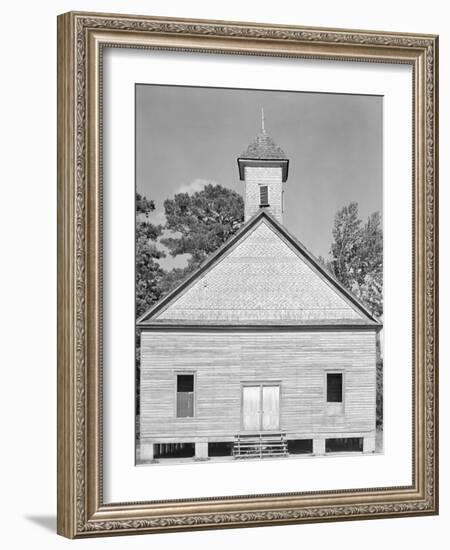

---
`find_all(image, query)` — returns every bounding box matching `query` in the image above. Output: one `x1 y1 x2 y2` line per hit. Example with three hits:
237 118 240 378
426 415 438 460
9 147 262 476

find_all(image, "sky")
136 84 382 269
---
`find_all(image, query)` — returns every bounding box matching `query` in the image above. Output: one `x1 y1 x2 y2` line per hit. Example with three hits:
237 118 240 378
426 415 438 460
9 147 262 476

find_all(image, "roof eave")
237 157 289 182
138 320 382 330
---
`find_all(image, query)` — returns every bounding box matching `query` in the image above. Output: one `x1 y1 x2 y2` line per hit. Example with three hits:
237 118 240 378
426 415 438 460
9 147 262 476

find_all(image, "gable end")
137 211 381 327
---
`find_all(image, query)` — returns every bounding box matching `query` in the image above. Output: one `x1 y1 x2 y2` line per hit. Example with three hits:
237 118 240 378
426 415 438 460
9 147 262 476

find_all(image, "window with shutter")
259 185 269 206
176 374 194 417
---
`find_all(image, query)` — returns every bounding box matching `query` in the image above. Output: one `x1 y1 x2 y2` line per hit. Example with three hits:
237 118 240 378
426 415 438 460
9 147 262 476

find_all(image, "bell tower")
237 109 289 223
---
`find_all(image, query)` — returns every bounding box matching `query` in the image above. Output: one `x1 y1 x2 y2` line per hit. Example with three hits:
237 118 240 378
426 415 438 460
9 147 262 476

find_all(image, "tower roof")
240 109 287 160
237 109 289 181
240 133 287 160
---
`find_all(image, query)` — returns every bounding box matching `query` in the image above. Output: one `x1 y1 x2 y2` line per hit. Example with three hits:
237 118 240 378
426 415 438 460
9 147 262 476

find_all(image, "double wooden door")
242 384 280 431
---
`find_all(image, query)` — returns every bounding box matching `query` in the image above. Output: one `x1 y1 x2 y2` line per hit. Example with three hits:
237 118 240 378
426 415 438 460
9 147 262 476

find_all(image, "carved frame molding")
57 11 438 538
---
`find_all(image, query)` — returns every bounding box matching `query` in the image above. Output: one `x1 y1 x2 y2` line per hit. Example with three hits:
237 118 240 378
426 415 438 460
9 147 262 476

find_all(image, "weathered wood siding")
140 330 377 442
244 166 283 222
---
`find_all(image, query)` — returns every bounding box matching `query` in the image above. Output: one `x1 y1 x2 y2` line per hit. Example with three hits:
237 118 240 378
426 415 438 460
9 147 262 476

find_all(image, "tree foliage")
328 202 383 319
329 202 363 290
162 184 245 270
357 211 383 318
135 193 166 318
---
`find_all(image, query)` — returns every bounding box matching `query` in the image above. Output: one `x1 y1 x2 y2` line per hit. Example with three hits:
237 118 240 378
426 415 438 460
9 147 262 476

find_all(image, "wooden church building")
137 115 381 463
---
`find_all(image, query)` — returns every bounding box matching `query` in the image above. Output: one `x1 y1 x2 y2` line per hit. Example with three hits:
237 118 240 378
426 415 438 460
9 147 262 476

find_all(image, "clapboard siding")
140 330 377 441
244 166 283 222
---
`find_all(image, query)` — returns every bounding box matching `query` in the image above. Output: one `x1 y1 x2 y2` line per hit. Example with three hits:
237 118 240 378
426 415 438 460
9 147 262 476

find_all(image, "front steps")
233 432 288 459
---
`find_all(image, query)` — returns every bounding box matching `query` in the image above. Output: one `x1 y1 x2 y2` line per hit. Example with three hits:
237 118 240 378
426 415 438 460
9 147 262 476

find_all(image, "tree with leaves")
357 211 383 318
329 202 363 292
328 202 383 319
160 184 244 291
135 193 166 318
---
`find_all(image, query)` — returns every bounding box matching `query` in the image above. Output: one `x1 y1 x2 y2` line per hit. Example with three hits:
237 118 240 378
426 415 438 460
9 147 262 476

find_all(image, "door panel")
242 385 280 431
176 392 194 417
242 386 260 431
262 386 280 430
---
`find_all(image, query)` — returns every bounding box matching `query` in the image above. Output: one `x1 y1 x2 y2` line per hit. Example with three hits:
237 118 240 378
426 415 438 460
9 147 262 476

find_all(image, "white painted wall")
244 166 284 222
0 1 447 549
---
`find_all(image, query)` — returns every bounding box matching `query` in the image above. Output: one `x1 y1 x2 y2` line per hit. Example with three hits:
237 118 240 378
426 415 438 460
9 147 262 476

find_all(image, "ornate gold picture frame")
57 11 438 538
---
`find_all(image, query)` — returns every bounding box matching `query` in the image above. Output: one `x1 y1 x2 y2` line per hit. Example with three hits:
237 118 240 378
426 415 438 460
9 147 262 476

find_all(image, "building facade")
137 117 381 462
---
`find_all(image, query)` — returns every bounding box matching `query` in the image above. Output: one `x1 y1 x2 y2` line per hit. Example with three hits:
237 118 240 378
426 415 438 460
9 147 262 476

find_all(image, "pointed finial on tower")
261 107 266 134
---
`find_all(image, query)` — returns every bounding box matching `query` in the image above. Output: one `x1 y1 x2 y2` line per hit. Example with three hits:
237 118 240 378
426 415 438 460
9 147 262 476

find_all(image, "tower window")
259 185 269 206
176 374 194 417
327 373 343 403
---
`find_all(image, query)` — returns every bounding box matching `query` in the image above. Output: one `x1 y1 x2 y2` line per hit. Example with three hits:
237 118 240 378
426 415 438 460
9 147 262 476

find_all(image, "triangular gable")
138 211 380 326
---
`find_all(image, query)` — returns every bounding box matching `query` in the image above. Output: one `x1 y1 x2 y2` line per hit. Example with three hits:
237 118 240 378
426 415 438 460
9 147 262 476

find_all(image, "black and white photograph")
135 84 383 465
2 0 442 544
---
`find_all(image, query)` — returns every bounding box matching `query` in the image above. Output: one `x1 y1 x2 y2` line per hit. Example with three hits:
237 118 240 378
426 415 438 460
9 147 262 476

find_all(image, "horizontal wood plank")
140 330 377 442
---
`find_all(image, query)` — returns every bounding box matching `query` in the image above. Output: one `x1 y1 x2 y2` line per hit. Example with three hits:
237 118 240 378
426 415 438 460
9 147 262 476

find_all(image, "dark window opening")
177 374 194 417
208 442 234 457
177 374 194 392
259 185 269 206
287 439 313 454
326 437 363 453
327 373 343 402
154 443 195 459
